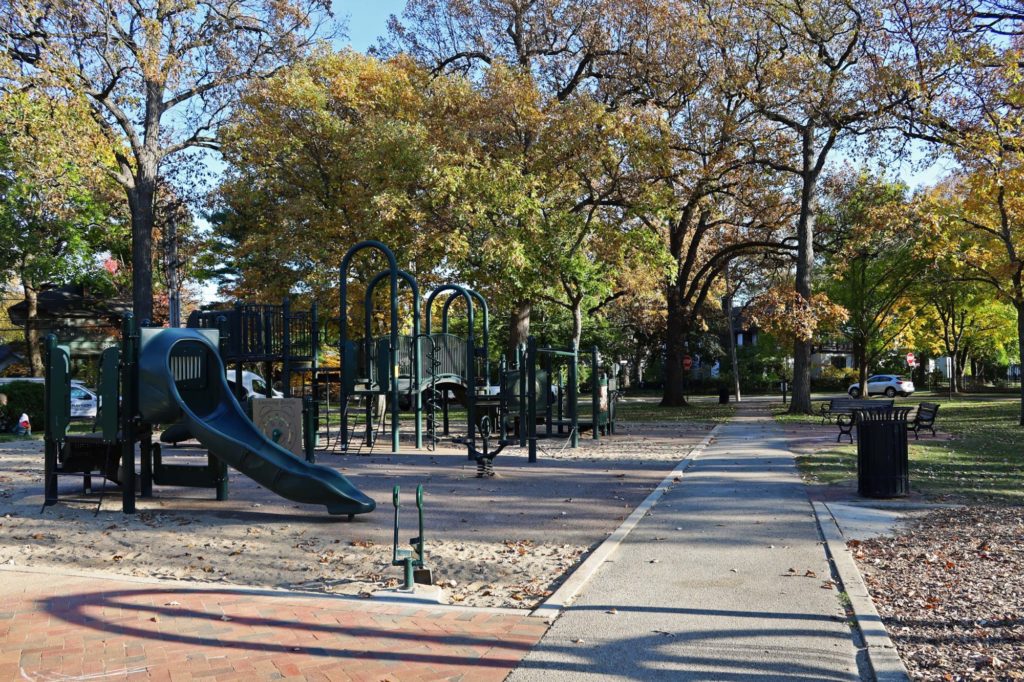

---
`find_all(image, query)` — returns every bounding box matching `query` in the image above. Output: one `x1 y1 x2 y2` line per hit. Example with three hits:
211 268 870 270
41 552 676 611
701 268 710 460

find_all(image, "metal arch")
364 269 421 344
365 268 422 449
438 288 490 383
423 282 475 333
424 285 477 460
339 241 402 453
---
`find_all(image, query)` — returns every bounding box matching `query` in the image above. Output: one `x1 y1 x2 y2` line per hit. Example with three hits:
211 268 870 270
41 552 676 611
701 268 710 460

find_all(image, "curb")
812 501 910 682
530 423 723 620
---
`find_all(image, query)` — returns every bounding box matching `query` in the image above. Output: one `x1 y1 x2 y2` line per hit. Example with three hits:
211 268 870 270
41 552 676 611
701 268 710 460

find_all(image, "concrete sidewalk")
512 404 864 681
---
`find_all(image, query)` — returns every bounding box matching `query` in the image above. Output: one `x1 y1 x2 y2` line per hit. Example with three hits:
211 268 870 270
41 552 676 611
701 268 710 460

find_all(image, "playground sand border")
813 501 911 682
529 423 723 621
0 562 528 616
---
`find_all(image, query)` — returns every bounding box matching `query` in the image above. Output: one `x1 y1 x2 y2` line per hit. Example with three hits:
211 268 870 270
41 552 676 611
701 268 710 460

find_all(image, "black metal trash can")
855 407 912 498
718 387 730 404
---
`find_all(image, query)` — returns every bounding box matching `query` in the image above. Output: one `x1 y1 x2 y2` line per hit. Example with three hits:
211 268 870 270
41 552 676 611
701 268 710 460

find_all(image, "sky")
336 1 406 52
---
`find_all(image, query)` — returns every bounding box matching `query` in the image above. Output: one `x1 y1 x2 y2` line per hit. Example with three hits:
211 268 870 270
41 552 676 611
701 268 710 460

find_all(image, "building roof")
7 285 131 327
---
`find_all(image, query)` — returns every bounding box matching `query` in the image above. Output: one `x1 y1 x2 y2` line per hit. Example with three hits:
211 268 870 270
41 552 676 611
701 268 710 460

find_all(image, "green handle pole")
569 346 579 449
528 336 537 463
592 346 600 441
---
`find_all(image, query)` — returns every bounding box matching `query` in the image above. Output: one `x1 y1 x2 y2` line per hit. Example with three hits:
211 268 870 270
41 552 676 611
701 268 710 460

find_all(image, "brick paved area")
0 568 548 681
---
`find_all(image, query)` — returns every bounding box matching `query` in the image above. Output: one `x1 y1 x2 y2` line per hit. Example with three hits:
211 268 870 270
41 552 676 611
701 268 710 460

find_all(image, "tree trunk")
571 302 583 352
723 268 741 402
857 344 868 397
662 279 688 406
24 284 42 377
127 172 157 324
507 300 531 357
790 146 818 413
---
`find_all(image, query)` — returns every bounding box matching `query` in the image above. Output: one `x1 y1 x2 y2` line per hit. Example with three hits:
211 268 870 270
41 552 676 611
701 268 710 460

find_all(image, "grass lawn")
616 398 735 424
790 396 1024 503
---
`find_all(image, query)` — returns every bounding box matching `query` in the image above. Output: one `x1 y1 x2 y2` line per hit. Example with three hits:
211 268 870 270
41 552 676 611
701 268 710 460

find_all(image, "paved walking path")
0 569 545 681
511 404 863 681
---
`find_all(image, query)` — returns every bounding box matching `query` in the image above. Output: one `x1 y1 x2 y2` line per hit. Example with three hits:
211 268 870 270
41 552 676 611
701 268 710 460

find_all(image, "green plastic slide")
138 328 375 516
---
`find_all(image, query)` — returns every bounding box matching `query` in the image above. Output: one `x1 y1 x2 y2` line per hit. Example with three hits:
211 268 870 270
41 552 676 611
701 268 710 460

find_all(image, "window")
251 379 267 394
71 388 90 400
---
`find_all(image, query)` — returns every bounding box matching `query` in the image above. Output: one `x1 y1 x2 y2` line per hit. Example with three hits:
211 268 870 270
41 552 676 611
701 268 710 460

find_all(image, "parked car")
847 375 915 398
0 378 98 419
69 383 99 418
225 370 283 400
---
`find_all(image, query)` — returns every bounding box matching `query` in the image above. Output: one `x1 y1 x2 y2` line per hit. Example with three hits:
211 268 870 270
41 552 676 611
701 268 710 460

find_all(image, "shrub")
0 381 45 432
813 366 859 391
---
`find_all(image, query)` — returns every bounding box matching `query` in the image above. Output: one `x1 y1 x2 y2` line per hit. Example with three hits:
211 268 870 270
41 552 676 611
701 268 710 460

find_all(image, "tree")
707 0 909 413
920 276 1016 392
379 0 647 349
1 0 331 322
819 171 927 395
0 90 125 374
214 52 469 312
448 62 668 351
894 0 1024 420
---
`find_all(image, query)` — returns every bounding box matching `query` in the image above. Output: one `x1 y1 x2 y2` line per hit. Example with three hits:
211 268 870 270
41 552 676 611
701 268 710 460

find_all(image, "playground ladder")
341 393 386 456
421 336 442 452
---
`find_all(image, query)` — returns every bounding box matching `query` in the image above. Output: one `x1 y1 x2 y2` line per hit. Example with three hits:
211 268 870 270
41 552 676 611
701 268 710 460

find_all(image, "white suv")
848 375 915 398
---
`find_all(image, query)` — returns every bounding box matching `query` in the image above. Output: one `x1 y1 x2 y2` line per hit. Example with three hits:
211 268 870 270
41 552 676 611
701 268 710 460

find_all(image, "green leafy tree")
0 90 125 374
819 172 928 396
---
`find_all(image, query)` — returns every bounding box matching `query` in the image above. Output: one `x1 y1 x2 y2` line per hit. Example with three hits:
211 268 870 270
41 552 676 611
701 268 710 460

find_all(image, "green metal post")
282 297 292 398
303 395 316 463
527 336 538 463
557 366 565 435
311 302 320 451
120 314 138 514
569 346 579 448
213 450 228 501
517 344 527 447
43 335 69 506
544 352 553 436
592 346 600 441
234 302 244 402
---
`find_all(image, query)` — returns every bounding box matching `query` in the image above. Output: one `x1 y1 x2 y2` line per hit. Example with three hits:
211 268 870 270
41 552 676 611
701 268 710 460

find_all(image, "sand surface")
0 421 710 608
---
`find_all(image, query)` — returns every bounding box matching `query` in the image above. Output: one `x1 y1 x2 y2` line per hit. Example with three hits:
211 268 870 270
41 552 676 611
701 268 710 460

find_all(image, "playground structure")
331 241 506 468
185 298 320 461
503 338 620 462
40 239 621 515
42 315 375 517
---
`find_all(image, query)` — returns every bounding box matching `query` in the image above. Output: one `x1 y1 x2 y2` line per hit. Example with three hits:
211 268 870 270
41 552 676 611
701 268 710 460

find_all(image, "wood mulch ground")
853 506 1024 681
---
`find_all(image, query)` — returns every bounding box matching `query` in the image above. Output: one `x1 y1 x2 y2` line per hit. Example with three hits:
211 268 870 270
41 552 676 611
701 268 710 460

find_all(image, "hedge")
0 381 45 432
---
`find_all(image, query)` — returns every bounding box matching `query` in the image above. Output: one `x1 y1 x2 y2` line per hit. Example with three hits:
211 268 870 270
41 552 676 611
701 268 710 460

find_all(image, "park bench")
820 398 895 443
909 402 940 439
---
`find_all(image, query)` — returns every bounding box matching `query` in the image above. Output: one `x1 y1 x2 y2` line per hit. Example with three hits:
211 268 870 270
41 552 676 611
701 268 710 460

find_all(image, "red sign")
906 352 916 366
683 355 693 370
